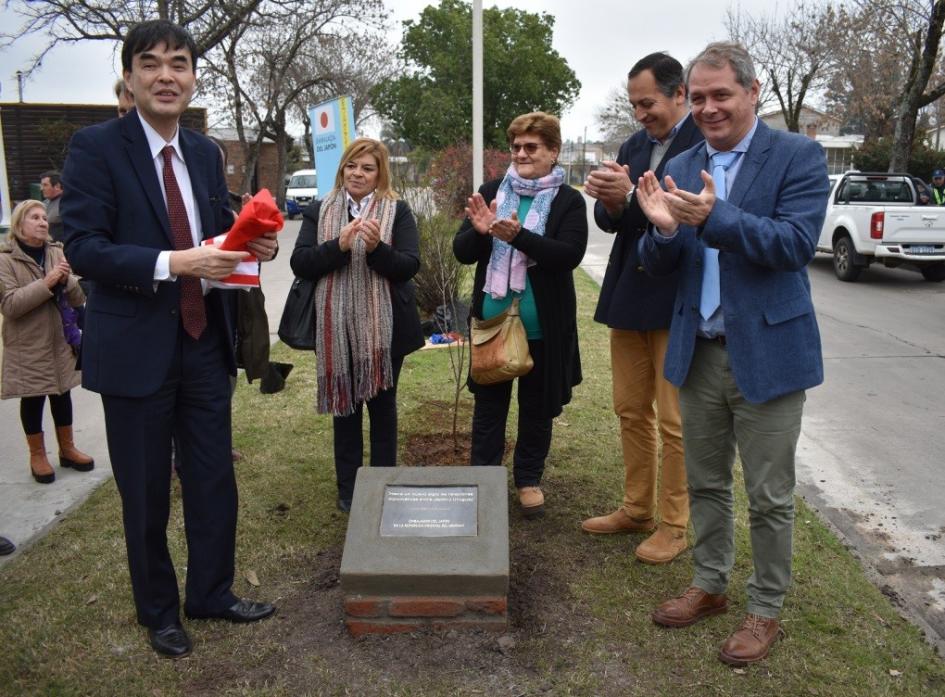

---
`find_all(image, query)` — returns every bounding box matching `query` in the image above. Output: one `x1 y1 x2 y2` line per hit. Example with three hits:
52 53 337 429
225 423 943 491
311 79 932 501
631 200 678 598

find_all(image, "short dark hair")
121 19 198 72
41 171 61 187
628 52 685 98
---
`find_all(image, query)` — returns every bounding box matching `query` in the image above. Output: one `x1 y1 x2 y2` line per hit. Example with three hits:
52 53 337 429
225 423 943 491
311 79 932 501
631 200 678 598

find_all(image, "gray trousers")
680 339 805 618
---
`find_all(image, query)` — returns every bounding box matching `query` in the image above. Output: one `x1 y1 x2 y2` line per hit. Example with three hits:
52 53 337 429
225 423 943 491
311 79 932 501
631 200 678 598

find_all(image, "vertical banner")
310 96 356 197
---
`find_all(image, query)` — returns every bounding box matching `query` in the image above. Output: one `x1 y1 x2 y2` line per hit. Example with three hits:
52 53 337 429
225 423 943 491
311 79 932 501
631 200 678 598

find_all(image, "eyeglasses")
509 142 542 155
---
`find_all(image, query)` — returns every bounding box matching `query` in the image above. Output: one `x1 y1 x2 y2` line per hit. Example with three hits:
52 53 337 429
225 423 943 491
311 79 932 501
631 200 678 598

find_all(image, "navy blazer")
594 114 703 330
61 109 236 398
641 121 830 403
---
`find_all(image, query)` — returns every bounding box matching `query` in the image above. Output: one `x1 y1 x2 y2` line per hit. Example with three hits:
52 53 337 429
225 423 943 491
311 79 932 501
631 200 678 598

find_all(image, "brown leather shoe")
518 486 545 519
652 586 728 628
719 614 784 666
635 524 688 564
581 508 655 534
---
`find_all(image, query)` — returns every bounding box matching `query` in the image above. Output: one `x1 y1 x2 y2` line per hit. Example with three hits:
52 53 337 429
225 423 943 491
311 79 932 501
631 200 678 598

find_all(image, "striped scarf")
314 189 396 415
483 164 564 299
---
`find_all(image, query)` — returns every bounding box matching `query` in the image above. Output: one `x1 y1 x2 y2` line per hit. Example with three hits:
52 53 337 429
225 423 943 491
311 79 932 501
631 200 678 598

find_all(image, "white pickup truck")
817 171 945 282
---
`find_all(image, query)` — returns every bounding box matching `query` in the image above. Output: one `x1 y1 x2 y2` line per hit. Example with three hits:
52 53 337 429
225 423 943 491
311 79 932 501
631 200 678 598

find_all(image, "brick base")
344 595 507 636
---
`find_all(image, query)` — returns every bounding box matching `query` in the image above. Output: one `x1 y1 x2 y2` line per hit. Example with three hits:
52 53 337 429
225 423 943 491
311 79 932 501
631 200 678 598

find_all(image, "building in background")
760 106 863 174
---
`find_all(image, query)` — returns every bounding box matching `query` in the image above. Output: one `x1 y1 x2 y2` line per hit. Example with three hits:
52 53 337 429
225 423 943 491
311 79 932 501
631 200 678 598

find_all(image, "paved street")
580 193 945 647
2 197 943 649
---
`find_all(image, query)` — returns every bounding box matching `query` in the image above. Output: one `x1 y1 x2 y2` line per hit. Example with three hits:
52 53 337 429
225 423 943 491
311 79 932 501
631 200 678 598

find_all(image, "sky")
0 0 773 142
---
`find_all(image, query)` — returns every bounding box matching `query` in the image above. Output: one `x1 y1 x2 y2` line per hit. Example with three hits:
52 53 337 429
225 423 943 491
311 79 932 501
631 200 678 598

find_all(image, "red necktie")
161 146 207 340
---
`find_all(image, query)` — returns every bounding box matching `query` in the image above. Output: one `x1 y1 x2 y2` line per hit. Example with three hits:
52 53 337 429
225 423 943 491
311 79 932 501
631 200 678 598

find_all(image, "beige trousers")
610 328 688 530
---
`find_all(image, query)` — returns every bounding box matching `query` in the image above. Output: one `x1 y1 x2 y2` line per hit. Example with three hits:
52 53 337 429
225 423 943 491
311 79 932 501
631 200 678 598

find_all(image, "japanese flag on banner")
201 234 259 289
313 105 334 134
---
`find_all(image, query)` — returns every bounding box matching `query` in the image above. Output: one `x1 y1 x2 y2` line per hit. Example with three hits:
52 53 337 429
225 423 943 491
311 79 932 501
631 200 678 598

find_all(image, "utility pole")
472 1 483 191
16 71 24 103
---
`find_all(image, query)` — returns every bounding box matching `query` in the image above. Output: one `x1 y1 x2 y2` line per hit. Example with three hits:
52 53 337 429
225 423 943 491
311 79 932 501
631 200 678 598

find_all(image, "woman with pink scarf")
454 112 588 519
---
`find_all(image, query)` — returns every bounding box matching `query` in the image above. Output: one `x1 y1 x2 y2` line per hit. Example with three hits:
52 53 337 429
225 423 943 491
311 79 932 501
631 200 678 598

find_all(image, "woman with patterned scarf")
0 200 94 485
290 138 423 513
454 112 588 519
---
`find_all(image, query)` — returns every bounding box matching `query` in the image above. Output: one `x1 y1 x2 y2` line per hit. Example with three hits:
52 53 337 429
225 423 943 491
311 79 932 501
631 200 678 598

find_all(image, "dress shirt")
138 112 202 283
647 113 689 172
645 117 760 337
346 190 375 219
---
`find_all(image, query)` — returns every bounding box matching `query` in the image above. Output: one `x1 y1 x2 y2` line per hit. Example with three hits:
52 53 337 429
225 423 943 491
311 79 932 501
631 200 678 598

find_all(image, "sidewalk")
0 221 304 566
0 203 610 567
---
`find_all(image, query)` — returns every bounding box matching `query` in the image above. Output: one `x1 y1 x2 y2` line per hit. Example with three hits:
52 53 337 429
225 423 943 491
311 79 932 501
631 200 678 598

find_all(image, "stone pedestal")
340 466 509 636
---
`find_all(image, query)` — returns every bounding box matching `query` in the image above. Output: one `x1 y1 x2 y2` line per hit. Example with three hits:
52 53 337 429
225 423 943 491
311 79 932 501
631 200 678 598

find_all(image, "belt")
697 334 727 348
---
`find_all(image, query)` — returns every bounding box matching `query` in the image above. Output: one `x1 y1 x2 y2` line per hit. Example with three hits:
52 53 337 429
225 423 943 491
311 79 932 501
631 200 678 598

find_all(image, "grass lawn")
0 270 942 696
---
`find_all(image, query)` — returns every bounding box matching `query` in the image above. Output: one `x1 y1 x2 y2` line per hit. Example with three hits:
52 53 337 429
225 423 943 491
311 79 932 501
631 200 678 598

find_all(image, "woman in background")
0 200 94 484
290 138 423 512
454 112 587 519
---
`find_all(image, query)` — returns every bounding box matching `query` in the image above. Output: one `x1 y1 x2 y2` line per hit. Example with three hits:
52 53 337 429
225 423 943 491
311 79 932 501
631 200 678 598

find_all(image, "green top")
481 196 542 339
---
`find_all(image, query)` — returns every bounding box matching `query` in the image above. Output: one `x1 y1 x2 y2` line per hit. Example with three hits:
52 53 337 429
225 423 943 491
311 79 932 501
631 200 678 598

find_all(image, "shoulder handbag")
278 276 316 350
470 297 534 385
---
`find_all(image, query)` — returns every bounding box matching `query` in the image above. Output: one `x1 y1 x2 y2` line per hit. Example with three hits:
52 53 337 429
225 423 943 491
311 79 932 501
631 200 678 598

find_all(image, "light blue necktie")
699 151 739 320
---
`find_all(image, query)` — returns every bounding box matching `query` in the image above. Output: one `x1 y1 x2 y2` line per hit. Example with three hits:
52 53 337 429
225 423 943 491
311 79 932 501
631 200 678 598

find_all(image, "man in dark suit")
582 53 703 565
637 41 829 666
61 19 278 659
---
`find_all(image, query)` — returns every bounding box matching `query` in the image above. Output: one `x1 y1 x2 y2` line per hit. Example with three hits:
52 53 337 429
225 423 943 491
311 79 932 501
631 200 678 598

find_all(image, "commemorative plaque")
380 485 477 537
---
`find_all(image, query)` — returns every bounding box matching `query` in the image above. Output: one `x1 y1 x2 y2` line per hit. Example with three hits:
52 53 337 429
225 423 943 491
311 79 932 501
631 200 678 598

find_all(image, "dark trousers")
101 320 237 629
332 355 405 502
20 391 73 435
470 339 552 487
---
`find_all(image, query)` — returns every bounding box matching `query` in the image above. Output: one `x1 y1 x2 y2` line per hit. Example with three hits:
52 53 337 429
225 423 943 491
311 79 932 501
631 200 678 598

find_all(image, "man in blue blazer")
636 42 829 666
61 20 278 659
583 53 703 565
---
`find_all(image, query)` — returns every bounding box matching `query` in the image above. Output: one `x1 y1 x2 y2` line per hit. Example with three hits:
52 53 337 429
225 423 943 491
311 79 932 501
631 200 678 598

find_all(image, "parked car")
817 171 945 282
285 169 317 219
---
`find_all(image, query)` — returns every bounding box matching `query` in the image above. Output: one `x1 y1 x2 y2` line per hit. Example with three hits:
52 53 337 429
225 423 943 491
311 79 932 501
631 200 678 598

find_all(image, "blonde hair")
9 199 48 243
507 112 562 152
333 137 398 201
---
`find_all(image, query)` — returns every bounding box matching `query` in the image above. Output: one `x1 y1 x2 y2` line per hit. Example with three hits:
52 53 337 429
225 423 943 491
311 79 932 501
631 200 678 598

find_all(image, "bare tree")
858 0 945 171
726 1 850 132
0 0 264 78
200 0 386 203
289 32 397 159
594 84 640 154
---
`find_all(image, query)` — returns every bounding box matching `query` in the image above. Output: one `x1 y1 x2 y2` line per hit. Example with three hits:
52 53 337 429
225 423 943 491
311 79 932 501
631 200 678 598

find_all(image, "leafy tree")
427 143 509 217
372 0 580 149
853 134 940 177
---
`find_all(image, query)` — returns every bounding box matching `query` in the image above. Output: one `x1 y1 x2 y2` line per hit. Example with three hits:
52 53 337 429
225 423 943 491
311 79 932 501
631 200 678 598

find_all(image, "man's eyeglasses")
510 142 541 155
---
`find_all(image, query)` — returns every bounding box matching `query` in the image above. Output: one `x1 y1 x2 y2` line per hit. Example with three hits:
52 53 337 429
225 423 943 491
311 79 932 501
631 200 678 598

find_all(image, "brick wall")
219 139 281 197
1 102 205 202
343 594 507 637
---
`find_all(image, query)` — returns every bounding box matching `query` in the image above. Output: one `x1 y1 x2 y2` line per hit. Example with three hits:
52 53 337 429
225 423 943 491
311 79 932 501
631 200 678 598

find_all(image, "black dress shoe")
0 536 15 556
186 598 276 623
148 623 192 659
337 498 352 513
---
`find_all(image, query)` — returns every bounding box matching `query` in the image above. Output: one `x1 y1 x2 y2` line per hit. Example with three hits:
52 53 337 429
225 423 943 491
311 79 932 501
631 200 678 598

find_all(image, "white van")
285 169 318 218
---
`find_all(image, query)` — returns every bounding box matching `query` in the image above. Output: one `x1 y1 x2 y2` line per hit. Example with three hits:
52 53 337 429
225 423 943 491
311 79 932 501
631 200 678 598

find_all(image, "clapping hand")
663 170 716 227
585 161 633 217
465 193 497 235
44 260 71 289
359 218 382 252
338 219 361 252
